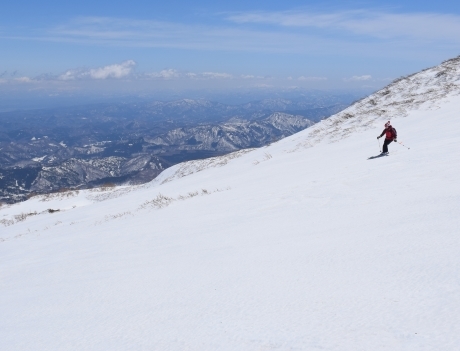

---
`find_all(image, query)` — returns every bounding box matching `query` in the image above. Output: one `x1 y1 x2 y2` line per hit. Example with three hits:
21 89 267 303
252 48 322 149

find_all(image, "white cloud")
1 66 243 84
348 75 372 81
142 70 234 80
59 60 136 80
146 69 180 79
297 76 327 81
58 71 76 81
14 77 34 83
201 72 233 79
89 60 135 79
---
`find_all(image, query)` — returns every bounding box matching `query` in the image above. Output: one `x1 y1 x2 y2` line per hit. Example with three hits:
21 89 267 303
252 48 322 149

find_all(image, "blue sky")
1 0 460 98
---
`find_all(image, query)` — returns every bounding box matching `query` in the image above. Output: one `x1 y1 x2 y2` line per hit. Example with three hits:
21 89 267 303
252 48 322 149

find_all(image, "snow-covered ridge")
148 56 460 182
1 57 460 350
289 55 460 149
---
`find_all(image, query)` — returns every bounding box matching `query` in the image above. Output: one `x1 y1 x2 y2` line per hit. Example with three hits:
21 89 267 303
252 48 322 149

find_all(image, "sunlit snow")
1 57 460 350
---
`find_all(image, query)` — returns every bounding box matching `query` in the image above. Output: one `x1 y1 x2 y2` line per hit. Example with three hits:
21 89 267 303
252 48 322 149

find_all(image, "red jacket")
379 127 397 141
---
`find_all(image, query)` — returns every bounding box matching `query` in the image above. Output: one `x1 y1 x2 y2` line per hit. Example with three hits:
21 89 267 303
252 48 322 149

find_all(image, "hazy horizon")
2 0 460 110
0 85 372 112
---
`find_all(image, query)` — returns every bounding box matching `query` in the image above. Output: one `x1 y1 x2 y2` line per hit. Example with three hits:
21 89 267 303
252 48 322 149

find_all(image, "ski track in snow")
1 57 460 350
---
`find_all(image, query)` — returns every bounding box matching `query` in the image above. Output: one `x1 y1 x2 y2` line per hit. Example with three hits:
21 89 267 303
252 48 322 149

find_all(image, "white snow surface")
1 58 460 350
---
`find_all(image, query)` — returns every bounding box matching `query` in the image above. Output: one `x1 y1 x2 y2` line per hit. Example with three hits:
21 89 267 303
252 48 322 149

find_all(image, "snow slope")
1 57 460 350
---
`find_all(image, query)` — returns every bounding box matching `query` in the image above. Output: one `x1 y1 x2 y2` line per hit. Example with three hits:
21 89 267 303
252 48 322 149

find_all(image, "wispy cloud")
44 17 305 52
1 63 248 84
14 77 34 83
346 75 372 81
145 69 181 79
201 72 233 79
0 75 34 84
3 10 460 58
2 9 459 91
227 10 460 41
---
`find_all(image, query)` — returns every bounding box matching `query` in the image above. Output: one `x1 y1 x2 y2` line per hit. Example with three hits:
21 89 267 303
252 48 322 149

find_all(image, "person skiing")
377 121 397 155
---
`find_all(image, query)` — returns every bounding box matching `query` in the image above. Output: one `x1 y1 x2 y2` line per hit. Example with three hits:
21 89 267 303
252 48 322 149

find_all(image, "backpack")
391 127 397 139
385 127 397 140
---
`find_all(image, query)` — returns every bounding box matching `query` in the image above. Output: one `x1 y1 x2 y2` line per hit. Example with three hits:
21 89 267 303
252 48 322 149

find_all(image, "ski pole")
396 141 410 150
377 138 381 152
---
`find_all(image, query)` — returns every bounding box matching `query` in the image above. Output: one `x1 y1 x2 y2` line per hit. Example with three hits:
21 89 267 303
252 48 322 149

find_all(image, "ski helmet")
385 121 391 127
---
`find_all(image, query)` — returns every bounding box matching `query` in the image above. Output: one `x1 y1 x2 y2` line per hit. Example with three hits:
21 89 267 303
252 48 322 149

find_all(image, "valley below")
0 94 353 203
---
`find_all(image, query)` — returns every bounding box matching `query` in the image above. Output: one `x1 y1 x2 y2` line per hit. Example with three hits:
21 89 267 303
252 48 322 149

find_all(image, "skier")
377 121 397 155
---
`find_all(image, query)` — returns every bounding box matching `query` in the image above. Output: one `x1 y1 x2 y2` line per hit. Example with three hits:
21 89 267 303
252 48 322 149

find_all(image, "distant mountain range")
0 96 352 203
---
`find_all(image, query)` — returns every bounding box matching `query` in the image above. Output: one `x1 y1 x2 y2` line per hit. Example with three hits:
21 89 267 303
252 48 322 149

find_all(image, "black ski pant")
383 139 393 153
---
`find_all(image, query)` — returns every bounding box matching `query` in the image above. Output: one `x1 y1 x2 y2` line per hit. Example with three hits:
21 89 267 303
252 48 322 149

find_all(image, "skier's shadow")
367 154 388 160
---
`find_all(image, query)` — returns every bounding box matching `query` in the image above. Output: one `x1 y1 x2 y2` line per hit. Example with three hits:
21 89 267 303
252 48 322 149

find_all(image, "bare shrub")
100 182 116 190
1 219 15 227
253 153 272 165
104 211 132 221
139 188 227 211
39 190 79 202
14 212 37 223
14 213 28 222
58 188 71 193
140 194 174 209
89 182 117 192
